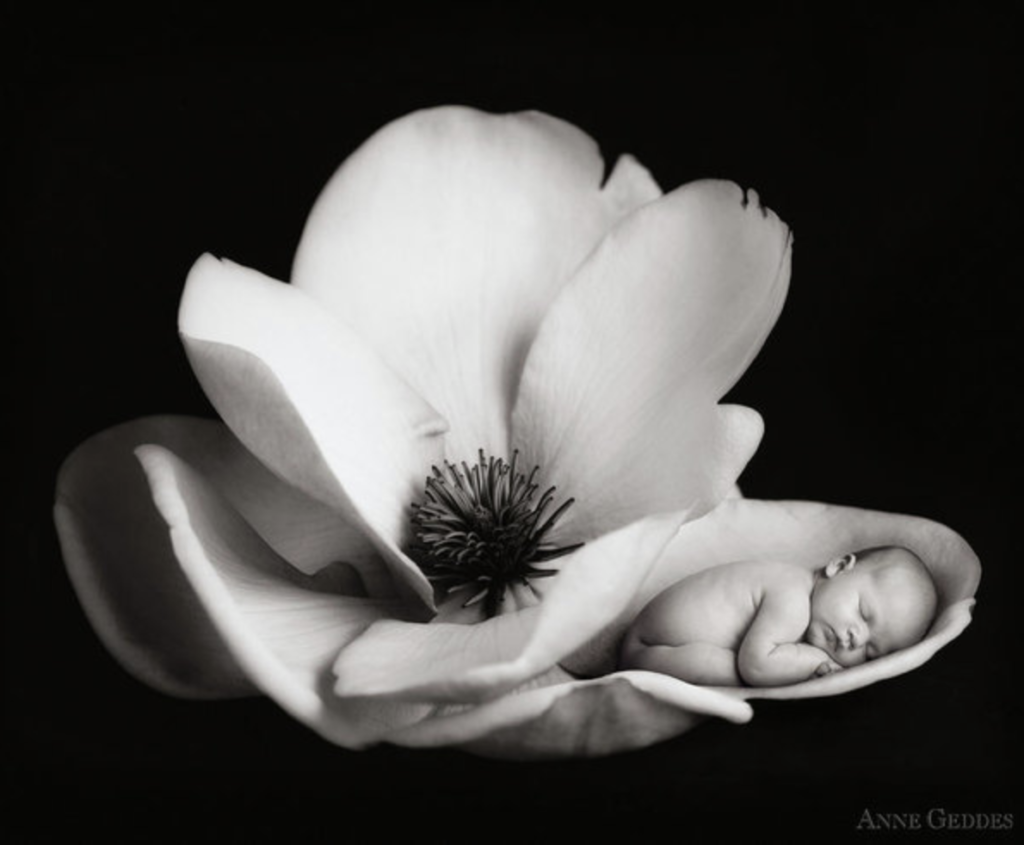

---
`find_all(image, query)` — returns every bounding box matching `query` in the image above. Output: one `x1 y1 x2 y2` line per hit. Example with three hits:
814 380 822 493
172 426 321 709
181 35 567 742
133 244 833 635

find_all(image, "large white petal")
332 512 684 703
512 180 790 542
156 418 374 580
388 670 752 760
292 106 661 460
53 415 385 698
55 421 252 698
135 444 427 748
180 254 447 609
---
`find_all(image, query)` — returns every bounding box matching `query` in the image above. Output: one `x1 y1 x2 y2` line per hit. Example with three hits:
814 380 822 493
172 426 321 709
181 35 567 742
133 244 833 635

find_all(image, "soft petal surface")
135 444 425 747
333 512 685 703
292 106 661 460
388 670 753 760
512 180 790 542
180 255 447 608
625 497 981 698
55 419 257 698
66 416 385 587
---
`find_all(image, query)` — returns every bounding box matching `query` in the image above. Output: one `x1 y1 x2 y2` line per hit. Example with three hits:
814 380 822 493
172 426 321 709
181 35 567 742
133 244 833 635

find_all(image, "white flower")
54 107 980 758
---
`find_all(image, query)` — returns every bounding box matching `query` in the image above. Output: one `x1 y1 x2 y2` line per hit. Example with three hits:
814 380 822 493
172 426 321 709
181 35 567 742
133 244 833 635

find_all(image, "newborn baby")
620 547 938 686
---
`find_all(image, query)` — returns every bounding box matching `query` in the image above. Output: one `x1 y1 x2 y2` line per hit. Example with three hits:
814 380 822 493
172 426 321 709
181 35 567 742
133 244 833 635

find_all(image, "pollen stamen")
409 450 582 618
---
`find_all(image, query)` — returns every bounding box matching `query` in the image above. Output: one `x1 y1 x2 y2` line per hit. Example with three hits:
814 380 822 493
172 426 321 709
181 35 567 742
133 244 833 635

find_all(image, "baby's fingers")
814 659 842 677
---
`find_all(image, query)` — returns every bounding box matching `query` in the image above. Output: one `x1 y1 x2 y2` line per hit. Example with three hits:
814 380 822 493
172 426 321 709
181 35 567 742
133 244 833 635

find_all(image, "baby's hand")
813 659 842 678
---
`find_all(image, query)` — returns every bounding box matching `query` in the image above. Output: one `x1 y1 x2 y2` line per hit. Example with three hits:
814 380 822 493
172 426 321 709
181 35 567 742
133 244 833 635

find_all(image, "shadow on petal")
54 417 300 699
180 255 449 610
134 443 428 748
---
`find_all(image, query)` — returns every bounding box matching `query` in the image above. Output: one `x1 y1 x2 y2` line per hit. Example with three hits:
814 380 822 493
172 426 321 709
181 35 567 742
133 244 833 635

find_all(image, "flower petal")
626 497 981 697
511 180 790 542
180 254 447 608
333 512 685 703
387 670 752 760
134 443 425 747
291 106 661 460
72 416 388 589
55 420 256 699
156 419 375 580
558 404 764 676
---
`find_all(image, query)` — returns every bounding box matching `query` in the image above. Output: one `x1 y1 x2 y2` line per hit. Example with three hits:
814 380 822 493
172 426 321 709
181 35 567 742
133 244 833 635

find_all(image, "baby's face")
806 548 936 667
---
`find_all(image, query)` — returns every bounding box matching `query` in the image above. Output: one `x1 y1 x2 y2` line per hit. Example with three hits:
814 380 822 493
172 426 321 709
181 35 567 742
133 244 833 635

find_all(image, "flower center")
410 450 583 618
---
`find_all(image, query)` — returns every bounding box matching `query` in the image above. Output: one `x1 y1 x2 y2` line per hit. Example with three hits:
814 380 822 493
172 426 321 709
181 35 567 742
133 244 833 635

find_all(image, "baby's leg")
620 637 741 686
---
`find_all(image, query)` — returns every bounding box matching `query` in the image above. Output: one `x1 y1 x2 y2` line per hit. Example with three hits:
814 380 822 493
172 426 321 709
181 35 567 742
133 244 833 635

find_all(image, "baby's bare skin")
622 561 835 686
620 548 937 687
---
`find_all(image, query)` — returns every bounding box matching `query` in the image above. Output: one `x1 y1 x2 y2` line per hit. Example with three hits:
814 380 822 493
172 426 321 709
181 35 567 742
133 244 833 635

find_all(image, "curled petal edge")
134 443 427 748
387 670 753 760
55 422 254 699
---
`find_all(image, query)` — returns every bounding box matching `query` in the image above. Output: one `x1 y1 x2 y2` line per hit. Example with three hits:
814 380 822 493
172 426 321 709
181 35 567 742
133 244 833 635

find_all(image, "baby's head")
806 546 938 667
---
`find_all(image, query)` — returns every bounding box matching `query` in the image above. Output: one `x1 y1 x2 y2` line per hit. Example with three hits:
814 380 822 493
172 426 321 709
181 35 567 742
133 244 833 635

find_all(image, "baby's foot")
814 659 842 677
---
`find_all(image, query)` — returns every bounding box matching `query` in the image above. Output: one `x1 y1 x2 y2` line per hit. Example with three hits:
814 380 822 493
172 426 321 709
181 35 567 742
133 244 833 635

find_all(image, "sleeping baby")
620 547 938 686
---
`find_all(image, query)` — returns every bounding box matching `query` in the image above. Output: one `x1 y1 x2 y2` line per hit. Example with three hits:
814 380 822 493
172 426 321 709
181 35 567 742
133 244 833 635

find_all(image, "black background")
8 4 1018 841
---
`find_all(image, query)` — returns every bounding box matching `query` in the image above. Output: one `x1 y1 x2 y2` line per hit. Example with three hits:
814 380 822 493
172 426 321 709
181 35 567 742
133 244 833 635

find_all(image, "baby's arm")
737 584 840 686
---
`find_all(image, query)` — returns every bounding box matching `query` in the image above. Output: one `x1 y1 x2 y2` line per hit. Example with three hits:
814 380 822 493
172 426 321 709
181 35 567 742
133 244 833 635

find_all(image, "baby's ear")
824 552 857 578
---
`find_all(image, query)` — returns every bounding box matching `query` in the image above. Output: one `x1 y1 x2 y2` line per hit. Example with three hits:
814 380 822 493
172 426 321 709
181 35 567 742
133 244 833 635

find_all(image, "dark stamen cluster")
410 450 583 618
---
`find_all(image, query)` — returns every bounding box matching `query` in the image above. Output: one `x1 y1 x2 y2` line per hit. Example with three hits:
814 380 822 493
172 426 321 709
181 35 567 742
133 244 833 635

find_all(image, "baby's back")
624 560 797 656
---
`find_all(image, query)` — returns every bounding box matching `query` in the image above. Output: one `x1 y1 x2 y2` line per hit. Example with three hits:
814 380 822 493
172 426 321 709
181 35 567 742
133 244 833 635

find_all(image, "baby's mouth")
830 629 868 663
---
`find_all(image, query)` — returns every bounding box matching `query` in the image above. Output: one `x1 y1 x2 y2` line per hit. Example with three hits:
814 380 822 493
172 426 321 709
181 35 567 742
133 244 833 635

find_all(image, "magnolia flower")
55 106 980 759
